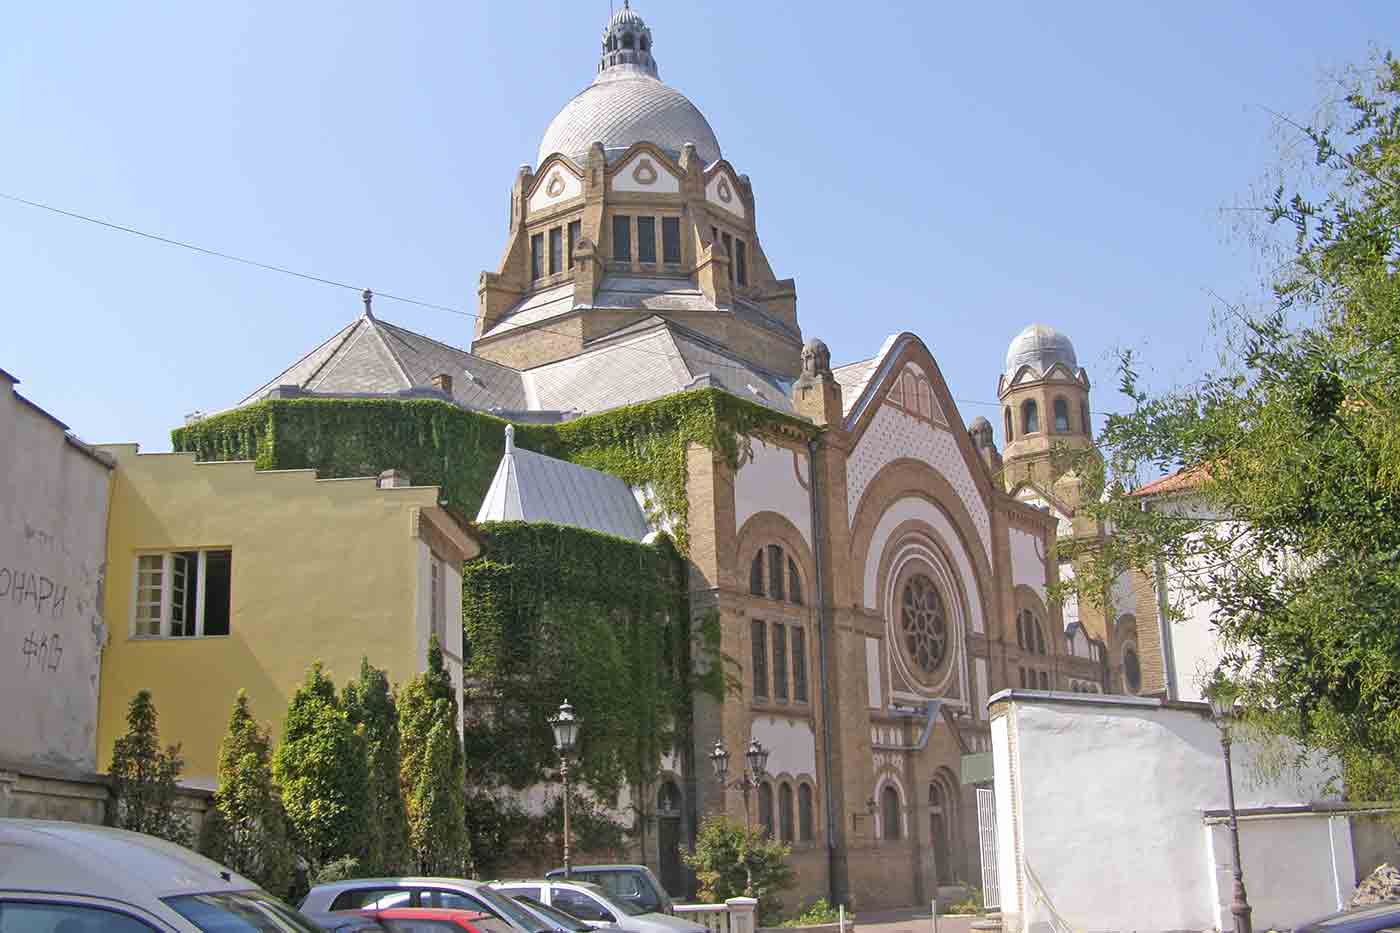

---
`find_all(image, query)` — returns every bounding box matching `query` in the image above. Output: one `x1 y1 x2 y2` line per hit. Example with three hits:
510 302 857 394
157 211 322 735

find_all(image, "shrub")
400 636 469 875
684 815 793 925
109 691 190 845
344 658 411 874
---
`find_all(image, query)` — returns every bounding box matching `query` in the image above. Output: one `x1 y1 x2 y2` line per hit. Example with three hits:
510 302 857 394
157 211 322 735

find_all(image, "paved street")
857 906 976 933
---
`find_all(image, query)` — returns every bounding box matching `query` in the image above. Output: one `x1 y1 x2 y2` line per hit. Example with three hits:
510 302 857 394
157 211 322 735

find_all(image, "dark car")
1295 901 1400 933
543 867 672 916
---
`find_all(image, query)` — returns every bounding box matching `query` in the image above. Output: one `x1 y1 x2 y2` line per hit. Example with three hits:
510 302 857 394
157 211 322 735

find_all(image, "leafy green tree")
344 658 412 875
400 635 470 874
684 815 794 924
273 662 370 871
199 691 294 896
1062 52 1400 794
109 690 190 844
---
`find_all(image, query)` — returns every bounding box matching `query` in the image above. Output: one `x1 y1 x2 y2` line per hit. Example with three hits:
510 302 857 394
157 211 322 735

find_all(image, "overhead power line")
0 190 1006 410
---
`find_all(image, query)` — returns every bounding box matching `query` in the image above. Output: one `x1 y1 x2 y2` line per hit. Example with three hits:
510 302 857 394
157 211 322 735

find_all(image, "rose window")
901 574 948 673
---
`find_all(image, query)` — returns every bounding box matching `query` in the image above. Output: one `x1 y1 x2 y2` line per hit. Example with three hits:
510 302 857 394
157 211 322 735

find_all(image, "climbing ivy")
460 522 700 801
171 389 815 550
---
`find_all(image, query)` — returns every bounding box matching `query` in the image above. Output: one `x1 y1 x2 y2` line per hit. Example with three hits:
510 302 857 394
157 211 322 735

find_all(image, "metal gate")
976 787 1001 909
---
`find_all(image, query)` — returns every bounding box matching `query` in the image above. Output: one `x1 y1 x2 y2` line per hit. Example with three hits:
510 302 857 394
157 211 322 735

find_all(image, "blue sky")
3 2 1394 451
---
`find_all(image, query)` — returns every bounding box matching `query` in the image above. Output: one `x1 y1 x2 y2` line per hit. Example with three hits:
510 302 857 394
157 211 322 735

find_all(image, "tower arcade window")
798 783 814 840
549 226 563 275
735 239 748 286
881 785 902 840
1022 399 1039 434
530 233 544 281
662 217 681 264
637 216 657 263
1004 407 1013 442
1081 400 1091 437
612 215 631 261
622 32 634 50
722 233 734 283
567 220 581 269
1053 397 1070 433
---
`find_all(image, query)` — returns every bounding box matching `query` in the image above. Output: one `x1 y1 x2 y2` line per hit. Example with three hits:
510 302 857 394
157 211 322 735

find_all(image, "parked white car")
301 878 553 933
0 818 321 932
489 882 704 933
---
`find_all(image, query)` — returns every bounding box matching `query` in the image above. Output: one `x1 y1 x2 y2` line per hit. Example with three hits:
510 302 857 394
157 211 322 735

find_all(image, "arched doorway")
929 774 957 885
656 779 683 896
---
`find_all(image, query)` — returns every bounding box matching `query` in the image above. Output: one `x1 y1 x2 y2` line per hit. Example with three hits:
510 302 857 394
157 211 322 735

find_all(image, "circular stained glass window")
901 574 948 673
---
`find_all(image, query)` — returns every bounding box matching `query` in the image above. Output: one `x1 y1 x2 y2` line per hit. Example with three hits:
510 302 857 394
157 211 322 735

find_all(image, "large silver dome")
1005 323 1078 376
537 2 722 168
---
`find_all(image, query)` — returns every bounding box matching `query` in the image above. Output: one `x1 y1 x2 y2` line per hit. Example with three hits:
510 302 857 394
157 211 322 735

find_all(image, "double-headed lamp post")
550 700 582 879
1208 691 1253 933
709 738 770 895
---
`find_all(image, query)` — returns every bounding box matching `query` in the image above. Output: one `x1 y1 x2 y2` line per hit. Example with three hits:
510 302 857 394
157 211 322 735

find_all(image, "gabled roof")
1129 465 1208 498
475 425 650 541
240 312 527 411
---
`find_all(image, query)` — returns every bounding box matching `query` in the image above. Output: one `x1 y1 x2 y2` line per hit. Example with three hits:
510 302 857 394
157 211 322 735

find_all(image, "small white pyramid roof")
475 425 651 542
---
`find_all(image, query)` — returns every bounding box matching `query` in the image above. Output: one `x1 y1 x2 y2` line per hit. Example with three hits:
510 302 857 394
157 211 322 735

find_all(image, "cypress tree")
200 691 294 896
344 658 411 874
273 662 370 872
399 635 469 874
110 690 189 844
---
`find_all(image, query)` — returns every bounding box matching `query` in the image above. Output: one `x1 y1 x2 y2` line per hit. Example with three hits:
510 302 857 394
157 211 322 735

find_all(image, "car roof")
312 878 488 892
373 908 489 920
496 881 606 895
547 865 648 874
0 819 254 901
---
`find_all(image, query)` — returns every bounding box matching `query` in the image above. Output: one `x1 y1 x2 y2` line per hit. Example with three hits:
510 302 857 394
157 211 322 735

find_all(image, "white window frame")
129 549 230 639
430 554 445 648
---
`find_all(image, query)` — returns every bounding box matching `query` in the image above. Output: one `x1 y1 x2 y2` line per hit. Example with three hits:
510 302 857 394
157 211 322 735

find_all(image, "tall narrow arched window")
622 32 635 49
881 785 902 840
1053 398 1070 433
929 778 956 885
757 782 775 837
1004 407 1013 442
750 551 765 596
1081 400 1091 437
1019 609 1046 656
779 783 794 842
788 558 803 606
1022 399 1039 434
798 784 814 841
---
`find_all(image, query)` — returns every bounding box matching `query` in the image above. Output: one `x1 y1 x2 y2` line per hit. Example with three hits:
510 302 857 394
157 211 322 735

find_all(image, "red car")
359 907 520 933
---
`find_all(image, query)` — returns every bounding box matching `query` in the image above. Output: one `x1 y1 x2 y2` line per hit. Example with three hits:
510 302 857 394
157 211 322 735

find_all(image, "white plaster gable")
1015 487 1073 538
846 403 993 565
886 362 947 425
528 163 583 213
734 437 811 549
1009 526 1047 602
861 495 986 637
612 152 681 193
750 716 816 780
705 168 745 219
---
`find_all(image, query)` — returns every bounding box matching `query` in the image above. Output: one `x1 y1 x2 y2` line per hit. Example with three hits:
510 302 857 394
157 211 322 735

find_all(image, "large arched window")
798 784 814 841
881 785 902 840
749 545 802 605
778 783 795 842
1016 609 1047 655
1053 397 1070 433
1022 399 1039 434
757 782 774 838
1004 407 1014 442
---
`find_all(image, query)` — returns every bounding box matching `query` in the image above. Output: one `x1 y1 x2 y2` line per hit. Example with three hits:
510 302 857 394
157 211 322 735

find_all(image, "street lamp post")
550 700 582 879
1208 692 1253 933
709 738 770 895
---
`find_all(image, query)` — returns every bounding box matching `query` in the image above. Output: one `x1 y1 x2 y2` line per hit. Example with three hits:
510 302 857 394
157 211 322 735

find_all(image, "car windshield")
512 896 592 933
471 887 553 933
576 874 661 914
164 891 322 933
588 892 646 918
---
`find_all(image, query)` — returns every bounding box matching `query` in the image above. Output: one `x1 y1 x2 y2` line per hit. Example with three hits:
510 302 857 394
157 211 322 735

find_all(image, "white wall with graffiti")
0 369 111 774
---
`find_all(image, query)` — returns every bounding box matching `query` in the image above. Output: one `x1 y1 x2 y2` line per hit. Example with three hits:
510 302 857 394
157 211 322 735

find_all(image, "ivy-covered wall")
172 389 815 551
461 521 693 799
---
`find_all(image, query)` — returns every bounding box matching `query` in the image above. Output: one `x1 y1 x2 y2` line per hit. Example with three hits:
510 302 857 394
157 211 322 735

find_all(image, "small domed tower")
997 323 1095 506
599 1 658 77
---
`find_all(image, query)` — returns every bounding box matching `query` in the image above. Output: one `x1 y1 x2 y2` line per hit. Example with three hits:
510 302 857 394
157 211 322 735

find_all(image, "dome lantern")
599 1 658 78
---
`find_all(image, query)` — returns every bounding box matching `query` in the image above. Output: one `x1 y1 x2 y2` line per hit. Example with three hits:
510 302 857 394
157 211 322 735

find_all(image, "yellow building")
94 447 479 786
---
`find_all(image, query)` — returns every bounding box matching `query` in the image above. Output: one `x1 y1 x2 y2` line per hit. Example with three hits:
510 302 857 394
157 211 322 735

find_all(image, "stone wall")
0 760 212 834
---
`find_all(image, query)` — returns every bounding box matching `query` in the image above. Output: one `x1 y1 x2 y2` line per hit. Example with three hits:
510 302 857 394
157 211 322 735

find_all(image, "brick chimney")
377 468 412 489
431 373 453 395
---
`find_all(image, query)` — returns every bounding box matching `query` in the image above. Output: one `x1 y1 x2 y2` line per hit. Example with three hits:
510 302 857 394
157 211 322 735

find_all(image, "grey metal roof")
481 283 580 339
240 313 527 411
832 357 879 415
476 425 651 541
1005 323 1078 377
537 70 721 168
593 275 716 313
